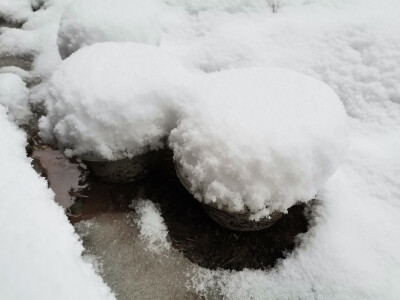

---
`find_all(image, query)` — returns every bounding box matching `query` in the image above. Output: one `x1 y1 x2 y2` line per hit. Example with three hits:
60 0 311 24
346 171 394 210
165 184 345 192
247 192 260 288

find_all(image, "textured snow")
40 42 191 160
134 199 171 254
0 0 32 23
170 68 348 215
0 107 114 300
57 0 162 59
0 73 30 124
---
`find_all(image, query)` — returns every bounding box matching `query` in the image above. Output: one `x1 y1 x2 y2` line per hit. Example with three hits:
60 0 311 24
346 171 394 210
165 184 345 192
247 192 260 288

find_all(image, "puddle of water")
32 145 86 209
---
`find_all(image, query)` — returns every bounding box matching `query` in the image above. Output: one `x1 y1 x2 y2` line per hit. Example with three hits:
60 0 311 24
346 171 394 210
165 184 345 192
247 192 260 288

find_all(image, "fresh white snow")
170 68 348 215
40 42 191 160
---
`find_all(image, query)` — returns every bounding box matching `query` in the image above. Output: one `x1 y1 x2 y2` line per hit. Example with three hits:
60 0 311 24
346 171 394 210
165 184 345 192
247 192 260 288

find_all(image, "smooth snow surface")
40 42 190 160
0 73 30 124
170 68 348 215
0 107 114 300
57 0 162 59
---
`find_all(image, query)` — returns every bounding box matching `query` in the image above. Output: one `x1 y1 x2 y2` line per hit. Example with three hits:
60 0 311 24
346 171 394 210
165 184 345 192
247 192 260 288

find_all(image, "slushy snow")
57 0 162 59
0 106 114 300
170 68 348 215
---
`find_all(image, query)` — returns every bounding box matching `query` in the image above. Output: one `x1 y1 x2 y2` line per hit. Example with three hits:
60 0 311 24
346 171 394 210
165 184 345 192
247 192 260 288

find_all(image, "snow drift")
0 106 114 300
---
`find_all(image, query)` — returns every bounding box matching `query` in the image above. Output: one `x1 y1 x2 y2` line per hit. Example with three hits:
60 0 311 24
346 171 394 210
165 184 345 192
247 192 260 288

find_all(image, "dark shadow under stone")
64 149 312 271
28 131 312 271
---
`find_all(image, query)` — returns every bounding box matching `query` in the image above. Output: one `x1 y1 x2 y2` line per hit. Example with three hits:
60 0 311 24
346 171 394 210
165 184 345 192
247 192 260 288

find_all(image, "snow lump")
40 42 192 160
170 68 349 217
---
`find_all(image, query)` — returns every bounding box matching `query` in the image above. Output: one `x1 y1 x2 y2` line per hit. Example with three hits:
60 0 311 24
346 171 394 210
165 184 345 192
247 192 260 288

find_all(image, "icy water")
32 145 86 209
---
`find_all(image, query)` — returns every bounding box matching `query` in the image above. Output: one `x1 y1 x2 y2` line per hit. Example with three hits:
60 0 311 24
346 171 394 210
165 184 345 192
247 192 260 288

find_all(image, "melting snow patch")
134 199 171 254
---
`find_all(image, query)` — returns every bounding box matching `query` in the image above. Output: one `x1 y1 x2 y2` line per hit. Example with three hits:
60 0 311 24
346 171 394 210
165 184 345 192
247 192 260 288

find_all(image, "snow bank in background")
163 0 268 13
0 0 32 23
0 107 114 300
134 199 171 254
162 0 400 128
57 0 162 59
170 68 348 215
40 42 191 160
0 73 30 125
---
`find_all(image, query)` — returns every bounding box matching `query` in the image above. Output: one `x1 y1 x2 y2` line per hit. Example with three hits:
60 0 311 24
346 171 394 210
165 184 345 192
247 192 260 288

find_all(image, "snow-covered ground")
0 107 114 300
1 0 400 299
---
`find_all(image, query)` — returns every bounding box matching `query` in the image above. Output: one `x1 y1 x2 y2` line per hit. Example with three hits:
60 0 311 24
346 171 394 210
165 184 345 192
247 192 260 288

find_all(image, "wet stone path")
30 136 312 271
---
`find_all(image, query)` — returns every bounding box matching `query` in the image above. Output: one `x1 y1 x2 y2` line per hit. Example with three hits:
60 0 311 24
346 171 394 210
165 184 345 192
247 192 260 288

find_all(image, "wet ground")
30 136 311 271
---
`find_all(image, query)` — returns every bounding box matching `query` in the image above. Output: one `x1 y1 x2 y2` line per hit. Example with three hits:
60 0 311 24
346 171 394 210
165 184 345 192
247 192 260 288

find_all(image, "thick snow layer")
134 199 171 254
57 0 162 59
0 106 114 300
170 68 348 215
0 73 30 124
40 42 191 160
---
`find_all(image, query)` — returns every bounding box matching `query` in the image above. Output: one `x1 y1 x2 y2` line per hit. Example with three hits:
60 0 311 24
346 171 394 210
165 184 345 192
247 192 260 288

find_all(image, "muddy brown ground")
31 133 311 271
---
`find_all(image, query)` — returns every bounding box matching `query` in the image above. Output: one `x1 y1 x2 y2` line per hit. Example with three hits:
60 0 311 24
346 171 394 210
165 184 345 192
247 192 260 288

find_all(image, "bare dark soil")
31 137 312 271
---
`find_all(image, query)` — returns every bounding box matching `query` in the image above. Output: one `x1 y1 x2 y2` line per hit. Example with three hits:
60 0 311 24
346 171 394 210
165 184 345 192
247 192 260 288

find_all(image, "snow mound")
0 73 31 125
57 0 162 59
0 106 114 300
40 42 191 160
170 68 348 215
134 199 171 254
